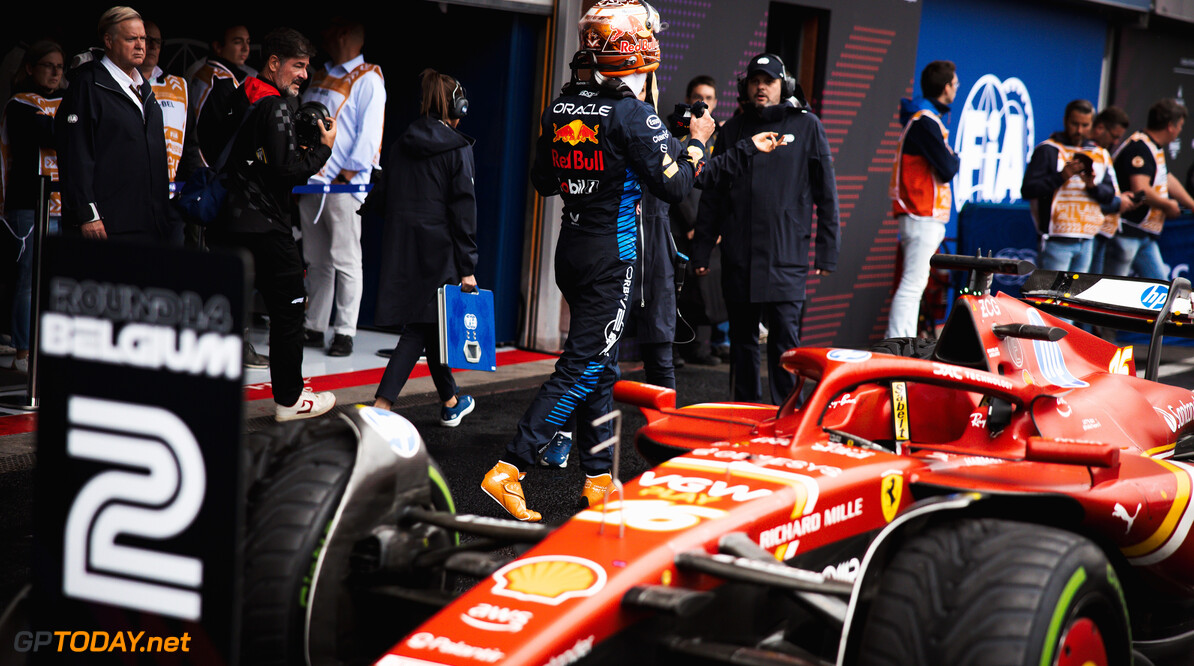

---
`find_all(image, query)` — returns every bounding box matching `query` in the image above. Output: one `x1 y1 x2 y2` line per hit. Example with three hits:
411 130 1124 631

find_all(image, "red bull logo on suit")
551 149 605 172
553 120 600 146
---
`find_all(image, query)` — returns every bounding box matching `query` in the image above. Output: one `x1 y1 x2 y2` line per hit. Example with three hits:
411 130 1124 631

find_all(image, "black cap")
746 53 785 80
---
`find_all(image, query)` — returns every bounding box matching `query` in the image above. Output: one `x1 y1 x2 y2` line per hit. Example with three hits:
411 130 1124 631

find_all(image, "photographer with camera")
207 27 339 422
670 75 728 366
1022 99 1116 273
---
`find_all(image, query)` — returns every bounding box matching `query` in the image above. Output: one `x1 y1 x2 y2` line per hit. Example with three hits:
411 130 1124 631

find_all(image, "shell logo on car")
490 556 607 606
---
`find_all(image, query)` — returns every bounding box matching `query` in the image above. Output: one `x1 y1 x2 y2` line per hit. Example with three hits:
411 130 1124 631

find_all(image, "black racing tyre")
240 418 357 666
869 336 936 360
856 519 1130 666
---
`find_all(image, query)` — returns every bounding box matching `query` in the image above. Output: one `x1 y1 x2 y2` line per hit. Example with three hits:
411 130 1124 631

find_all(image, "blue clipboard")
438 284 497 372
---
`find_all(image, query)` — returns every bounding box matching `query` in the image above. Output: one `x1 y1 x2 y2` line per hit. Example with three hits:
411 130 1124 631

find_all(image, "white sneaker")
275 388 336 422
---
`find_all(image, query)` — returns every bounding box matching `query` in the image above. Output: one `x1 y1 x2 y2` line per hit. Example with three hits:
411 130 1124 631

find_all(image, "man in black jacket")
207 27 339 422
692 53 840 405
56 6 173 243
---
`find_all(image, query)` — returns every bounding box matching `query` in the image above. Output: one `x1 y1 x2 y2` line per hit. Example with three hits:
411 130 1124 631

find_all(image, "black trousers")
505 231 634 476
208 228 306 406
638 341 675 390
375 322 458 404
727 299 803 404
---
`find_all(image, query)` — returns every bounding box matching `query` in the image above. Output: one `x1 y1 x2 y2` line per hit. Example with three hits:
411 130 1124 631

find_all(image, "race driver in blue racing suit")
482 0 786 521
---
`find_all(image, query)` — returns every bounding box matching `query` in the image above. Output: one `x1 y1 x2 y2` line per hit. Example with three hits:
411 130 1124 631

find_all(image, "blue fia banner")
914 0 1107 242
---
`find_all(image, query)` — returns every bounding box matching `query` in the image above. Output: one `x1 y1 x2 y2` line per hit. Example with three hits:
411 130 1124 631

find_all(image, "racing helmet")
578 0 662 77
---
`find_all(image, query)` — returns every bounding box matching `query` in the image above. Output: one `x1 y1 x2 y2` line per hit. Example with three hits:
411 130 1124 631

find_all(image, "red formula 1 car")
248 256 1194 666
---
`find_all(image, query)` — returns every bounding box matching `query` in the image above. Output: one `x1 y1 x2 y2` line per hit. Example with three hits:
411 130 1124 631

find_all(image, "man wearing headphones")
692 53 840 405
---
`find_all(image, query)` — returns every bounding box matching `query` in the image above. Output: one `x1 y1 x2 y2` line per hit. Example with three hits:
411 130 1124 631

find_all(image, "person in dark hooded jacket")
692 53 840 405
369 69 477 427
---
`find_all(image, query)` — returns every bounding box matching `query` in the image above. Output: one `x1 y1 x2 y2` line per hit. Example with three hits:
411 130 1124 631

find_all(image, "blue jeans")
8 210 59 351
1089 234 1110 274
1038 236 1094 273
1105 234 1168 280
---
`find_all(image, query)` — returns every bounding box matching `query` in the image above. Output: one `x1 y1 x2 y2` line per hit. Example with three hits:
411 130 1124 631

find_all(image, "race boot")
481 461 542 522
581 472 614 508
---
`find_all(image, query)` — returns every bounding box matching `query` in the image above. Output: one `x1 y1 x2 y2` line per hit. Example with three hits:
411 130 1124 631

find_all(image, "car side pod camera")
930 251 1035 297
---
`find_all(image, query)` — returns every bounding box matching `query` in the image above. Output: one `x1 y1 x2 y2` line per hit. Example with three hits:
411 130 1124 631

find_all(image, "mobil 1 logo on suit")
33 237 247 664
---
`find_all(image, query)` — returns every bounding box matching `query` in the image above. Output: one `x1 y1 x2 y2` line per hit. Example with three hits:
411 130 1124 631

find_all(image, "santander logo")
953 74 1035 212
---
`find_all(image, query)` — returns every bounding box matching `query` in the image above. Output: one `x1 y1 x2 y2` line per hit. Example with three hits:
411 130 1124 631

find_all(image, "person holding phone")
368 69 476 427
1106 99 1194 279
1022 99 1116 272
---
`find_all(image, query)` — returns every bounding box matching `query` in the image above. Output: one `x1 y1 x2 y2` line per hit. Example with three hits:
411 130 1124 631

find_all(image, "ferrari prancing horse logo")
881 473 903 523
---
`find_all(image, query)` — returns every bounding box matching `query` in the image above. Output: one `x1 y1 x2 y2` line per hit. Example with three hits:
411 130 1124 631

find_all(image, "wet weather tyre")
240 419 357 666
856 519 1130 666
869 336 936 360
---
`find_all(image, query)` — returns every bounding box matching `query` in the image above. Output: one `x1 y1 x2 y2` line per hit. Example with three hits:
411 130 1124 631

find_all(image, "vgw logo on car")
953 74 1034 212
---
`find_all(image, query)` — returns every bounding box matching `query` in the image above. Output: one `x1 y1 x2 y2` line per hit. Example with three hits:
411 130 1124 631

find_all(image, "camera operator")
207 27 339 422
670 75 727 367
1022 99 1115 273
692 53 840 405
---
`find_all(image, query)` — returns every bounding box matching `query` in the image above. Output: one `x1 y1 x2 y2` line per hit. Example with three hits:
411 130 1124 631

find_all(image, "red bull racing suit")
505 80 708 475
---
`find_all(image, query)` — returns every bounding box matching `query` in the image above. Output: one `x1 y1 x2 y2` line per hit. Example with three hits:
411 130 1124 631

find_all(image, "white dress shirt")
100 54 145 116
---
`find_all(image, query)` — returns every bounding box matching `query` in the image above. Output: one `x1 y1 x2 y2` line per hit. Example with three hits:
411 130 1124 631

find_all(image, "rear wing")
1020 271 1194 338
931 254 1193 382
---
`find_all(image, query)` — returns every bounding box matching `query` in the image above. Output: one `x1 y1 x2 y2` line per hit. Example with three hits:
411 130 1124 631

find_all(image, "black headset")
737 53 798 103
449 78 469 119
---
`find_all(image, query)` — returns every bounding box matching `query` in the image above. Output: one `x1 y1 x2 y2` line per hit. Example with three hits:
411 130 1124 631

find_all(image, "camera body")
666 100 708 138
295 101 332 148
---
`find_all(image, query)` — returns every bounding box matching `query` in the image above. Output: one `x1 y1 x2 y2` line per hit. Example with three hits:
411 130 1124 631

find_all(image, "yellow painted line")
1122 459 1191 558
1147 443 1176 457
